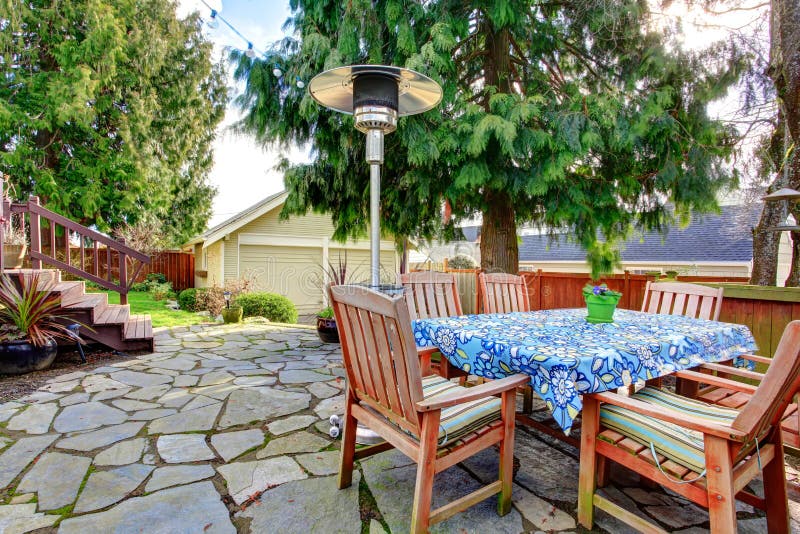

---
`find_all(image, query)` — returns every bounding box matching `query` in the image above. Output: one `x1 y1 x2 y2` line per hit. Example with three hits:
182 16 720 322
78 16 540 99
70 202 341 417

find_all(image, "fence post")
475 270 482 314
118 238 128 305
29 196 41 269
533 269 541 310
623 270 631 309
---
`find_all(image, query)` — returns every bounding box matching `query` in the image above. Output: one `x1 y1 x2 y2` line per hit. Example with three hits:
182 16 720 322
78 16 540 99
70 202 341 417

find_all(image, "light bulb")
272 66 282 77
295 77 305 89
245 43 256 58
206 10 219 29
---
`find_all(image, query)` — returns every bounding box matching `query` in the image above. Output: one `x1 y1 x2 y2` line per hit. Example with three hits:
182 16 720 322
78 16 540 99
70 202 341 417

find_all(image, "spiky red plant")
0 274 77 347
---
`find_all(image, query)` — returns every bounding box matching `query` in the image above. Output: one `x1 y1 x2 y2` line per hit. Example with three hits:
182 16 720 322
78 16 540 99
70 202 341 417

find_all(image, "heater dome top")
308 65 442 116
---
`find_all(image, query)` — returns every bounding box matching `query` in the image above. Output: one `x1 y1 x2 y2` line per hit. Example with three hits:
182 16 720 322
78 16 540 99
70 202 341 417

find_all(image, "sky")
177 0 307 228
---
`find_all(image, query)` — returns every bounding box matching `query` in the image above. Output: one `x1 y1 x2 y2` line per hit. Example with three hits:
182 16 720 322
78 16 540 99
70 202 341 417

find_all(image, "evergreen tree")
0 0 227 246
232 0 742 276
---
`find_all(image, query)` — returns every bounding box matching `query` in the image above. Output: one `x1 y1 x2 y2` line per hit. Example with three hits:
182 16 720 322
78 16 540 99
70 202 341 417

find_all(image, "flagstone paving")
0 320 799 533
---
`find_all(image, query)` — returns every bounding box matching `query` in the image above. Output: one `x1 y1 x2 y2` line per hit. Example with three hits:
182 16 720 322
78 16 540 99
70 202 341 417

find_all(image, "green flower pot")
222 306 243 324
585 293 621 323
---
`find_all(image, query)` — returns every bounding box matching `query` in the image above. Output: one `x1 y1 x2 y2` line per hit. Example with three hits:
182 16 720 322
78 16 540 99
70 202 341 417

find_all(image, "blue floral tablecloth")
412 308 757 434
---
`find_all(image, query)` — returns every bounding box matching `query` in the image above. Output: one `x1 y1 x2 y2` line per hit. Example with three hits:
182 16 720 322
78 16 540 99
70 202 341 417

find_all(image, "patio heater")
762 188 800 232
308 65 442 288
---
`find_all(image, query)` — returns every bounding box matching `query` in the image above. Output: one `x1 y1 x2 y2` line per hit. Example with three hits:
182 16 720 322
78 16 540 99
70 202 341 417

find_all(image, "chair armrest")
673 370 758 394
589 391 749 442
736 353 772 366
416 346 438 357
415 374 530 412
698 362 765 382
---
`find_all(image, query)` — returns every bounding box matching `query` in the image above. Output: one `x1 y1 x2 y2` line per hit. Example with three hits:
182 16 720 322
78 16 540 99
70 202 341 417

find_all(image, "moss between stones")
357 464 389 534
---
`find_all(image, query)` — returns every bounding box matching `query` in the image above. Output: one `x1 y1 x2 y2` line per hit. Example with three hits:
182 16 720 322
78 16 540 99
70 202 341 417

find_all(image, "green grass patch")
91 290 210 328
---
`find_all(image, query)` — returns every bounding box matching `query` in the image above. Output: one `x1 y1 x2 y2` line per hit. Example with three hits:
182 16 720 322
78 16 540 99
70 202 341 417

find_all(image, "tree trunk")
751 201 785 285
480 189 518 273
770 0 800 284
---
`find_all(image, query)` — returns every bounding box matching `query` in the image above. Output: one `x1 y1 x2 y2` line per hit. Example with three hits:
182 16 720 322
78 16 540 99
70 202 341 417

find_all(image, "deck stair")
11 269 153 352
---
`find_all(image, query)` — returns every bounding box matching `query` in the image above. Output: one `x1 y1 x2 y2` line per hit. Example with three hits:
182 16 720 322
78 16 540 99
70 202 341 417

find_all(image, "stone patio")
0 320 799 533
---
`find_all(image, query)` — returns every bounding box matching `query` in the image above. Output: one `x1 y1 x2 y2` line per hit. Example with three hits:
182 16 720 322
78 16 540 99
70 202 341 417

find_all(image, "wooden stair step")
94 304 130 325
52 281 85 301
61 291 107 309
124 315 152 340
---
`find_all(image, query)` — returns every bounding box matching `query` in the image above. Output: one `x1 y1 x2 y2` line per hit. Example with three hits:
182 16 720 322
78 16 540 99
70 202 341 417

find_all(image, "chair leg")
704 436 737 532
595 456 610 488
577 396 600 529
338 390 358 489
498 389 516 516
521 386 533 414
411 411 440 534
763 430 790 534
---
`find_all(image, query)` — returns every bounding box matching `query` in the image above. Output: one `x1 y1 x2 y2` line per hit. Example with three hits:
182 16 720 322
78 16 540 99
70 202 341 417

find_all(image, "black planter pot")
316 317 339 344
0 339 58 375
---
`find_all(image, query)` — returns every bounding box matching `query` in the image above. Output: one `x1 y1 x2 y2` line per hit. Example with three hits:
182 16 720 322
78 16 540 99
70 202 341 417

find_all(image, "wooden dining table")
412 308 757 435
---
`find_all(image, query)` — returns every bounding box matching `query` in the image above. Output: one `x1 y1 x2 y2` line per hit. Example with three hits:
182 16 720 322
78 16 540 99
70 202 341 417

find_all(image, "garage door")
239 245 324 313
328 249 397 284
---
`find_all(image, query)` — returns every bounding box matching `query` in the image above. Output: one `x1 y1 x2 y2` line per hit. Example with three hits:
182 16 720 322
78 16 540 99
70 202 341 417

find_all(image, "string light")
207 9 220 29
197 1 305 87
197 1 306 88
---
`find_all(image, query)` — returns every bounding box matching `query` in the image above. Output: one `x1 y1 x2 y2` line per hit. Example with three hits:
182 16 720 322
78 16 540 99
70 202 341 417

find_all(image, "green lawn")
93 290 209 328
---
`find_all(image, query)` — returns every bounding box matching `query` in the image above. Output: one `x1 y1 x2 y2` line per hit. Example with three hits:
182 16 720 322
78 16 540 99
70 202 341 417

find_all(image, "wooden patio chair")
641 281 724 320
329 285 529 533
478 272 530 314
577 320 800 533
640 281 724 395
476 272 536 414
641 281 800 451
695 353 800 453
398 271 467 380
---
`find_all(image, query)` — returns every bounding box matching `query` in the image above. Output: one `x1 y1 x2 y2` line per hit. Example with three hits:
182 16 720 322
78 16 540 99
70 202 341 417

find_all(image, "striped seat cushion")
417 375 502 447
600 387 740 473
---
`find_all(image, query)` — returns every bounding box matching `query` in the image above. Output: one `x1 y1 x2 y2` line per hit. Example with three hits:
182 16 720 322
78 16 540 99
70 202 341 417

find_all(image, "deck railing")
1 191 150 305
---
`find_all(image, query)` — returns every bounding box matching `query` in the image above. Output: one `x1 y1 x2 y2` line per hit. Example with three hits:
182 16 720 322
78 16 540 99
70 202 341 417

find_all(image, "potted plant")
2 220 27 269
221 290 243 323
0 273 80 374
316 306 339 343
583 283 622 324
315 254 349 343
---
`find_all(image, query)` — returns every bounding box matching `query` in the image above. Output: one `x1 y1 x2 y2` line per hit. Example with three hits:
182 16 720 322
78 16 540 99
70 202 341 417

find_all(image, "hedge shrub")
178 288 198 311
235 292 298 324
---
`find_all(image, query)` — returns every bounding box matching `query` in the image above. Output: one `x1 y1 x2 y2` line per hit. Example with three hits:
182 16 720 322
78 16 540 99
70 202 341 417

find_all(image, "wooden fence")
140 251 194 291
62 249 194 292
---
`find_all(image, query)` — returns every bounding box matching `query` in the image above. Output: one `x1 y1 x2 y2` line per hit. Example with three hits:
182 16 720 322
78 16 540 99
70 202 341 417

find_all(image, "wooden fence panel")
137 251 194 291
68 249 195 292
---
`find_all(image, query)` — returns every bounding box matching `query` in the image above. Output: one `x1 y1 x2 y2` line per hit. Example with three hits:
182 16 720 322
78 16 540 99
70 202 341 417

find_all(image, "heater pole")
370 162 381 287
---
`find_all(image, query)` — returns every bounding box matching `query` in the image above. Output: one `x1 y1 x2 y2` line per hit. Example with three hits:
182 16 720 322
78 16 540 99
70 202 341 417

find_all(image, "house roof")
184 190 289 248
460 204 760 263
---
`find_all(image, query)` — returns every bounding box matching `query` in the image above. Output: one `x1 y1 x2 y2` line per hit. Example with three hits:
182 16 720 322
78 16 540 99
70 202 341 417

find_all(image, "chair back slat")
479 272 531 314
371 312 402 415
363 308 391 408
733 321 800 439
641 282 724 321
672 293 687 315
329 285 423 435
659 292 674 314
399 272 463 320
